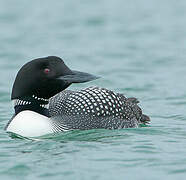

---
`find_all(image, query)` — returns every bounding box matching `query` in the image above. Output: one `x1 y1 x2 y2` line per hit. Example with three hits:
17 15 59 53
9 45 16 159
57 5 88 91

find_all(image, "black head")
11 56 99 100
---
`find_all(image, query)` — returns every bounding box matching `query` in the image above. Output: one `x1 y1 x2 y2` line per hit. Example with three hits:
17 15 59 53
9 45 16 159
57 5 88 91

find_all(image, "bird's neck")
13 95 50 117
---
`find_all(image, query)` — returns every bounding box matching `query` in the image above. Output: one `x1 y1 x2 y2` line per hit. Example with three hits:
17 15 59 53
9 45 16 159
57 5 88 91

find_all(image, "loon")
5 56 150 137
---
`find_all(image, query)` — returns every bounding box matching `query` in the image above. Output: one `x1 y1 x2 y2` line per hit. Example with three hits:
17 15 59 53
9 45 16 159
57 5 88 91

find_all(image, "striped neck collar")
13 95 50 117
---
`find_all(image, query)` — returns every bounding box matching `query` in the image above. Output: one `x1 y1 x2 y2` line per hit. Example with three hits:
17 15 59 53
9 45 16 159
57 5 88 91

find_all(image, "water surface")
1 0 186 179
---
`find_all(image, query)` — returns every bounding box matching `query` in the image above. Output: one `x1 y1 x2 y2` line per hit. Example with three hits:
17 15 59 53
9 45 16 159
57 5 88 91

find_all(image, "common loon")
5 56 150 137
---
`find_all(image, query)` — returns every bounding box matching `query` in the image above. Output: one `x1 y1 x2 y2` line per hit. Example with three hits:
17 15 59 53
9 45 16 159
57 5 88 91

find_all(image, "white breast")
6 110 53 137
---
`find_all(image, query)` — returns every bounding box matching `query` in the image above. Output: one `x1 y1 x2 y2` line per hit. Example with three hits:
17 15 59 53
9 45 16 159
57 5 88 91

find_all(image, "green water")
1 0 186 179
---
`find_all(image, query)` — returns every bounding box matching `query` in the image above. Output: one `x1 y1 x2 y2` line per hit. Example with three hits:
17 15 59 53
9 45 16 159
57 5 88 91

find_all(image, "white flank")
6 110 53 137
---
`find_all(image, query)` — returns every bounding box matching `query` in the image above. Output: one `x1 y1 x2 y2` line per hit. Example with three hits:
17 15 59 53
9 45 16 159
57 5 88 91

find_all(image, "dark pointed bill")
58 70 100 83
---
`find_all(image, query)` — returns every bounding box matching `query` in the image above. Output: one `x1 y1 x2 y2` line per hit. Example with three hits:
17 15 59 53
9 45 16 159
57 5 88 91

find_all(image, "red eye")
44 68 50 74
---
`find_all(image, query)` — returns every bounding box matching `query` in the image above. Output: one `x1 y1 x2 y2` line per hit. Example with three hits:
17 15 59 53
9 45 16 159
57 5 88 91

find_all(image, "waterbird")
5 56 150 137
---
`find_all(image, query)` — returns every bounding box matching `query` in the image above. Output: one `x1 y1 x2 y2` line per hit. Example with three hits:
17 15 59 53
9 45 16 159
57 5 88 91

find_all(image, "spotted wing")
49 87 149 130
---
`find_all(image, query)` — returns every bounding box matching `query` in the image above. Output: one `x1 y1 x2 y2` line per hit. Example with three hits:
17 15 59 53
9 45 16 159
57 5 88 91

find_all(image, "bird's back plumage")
49 87 149 131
